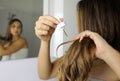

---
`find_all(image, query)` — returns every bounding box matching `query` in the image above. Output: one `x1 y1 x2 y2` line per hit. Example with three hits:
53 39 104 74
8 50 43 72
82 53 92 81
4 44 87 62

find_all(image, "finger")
39 24 50 31
35 21 42 29
59 18 64 22
84 30 95 40
72 35 80 40
40 19 57 29
73 30 92 41
35 19 57 31
36 30 48 36
79 30 91 41
39 15 60 24
72 33 81 40
74 32 85 40
48 28 55 35
79 33 86 42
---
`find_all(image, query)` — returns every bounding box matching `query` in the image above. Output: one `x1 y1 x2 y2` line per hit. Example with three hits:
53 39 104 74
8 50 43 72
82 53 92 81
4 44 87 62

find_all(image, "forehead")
12 21 20 25
10 21 21 27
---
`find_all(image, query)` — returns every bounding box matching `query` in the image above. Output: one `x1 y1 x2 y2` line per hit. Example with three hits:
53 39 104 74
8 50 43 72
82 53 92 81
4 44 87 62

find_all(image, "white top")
1 48 28 61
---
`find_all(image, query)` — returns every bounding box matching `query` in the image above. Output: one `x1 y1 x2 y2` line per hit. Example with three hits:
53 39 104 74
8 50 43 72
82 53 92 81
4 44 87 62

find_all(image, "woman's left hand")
74 30 114 59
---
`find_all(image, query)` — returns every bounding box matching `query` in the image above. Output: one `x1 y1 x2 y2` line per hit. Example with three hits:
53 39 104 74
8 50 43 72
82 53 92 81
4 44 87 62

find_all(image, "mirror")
0 0 43 61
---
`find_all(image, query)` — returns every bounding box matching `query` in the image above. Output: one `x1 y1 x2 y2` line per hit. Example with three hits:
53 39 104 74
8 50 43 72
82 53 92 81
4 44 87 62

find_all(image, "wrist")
39 40 50 57
41 40 50 45
40 40 50 49
98 46 117 61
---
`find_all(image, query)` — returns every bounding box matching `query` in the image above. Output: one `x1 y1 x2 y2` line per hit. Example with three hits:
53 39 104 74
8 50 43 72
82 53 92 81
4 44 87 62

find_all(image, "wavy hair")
77 0 120 51
57 38 95 81
57 0 120 81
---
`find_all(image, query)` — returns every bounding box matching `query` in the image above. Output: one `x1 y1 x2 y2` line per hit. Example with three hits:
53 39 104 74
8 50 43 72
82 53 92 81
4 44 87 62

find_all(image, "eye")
17 26 21 29
11 24 16 28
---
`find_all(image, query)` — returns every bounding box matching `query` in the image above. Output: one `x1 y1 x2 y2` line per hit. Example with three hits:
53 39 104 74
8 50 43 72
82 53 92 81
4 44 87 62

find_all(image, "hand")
74 30 113 59
35 15 60 42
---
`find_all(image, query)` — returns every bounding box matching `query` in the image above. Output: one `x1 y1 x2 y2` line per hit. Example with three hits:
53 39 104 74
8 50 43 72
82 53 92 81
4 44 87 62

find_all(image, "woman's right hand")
35 15 60 42
74 30 114 59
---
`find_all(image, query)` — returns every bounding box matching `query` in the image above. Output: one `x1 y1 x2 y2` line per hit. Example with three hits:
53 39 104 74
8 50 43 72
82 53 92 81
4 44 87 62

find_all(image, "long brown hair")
58 38 95 81
77 0 120 51
0 18 23 44
57 0 120 81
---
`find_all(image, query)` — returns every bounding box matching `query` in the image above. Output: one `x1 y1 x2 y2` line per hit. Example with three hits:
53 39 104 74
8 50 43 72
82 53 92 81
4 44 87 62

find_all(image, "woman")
35 0 120 81
0 19 28 61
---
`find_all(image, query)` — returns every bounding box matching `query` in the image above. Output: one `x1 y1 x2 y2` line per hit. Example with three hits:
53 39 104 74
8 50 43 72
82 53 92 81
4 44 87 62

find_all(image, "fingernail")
56 20 60 24
79 37 82 42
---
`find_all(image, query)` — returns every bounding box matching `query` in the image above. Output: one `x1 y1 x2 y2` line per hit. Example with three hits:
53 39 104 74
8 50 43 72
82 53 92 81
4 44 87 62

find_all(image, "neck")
12 35 20 42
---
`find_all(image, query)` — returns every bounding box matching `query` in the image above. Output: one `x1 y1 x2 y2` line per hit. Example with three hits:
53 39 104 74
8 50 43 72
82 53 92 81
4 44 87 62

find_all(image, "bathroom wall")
63 0 80 54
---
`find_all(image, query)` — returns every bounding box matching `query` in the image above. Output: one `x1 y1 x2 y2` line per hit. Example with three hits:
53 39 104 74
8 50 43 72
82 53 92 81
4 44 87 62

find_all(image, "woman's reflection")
0 19 28 61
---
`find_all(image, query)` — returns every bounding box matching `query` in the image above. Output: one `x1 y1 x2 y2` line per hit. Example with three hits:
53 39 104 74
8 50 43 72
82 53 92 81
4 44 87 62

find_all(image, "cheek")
18 28 22 33
10 28 14 33
15 28 22 35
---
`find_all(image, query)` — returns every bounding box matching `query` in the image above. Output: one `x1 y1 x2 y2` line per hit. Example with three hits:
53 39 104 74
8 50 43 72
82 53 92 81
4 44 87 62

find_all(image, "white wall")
0 0 43 15
63 0 80 53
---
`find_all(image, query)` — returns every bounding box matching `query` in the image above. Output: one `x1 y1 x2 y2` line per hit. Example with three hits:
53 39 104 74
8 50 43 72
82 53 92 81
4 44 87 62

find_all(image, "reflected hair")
57 0 120 81
0 18 23 44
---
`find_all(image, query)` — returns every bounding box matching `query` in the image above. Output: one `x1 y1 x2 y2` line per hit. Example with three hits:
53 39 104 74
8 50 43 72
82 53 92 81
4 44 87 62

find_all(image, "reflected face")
10 21 22 36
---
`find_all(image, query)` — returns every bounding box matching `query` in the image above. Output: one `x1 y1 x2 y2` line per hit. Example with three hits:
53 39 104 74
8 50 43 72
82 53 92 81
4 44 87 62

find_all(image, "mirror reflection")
0 0 43 61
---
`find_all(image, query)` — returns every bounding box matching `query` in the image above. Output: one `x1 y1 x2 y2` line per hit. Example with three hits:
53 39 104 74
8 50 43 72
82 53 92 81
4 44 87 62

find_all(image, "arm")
35 15 62 79
101 46 120 79
38 41 51 79
75 30 120 79
38 41 63 79
0 38 27 56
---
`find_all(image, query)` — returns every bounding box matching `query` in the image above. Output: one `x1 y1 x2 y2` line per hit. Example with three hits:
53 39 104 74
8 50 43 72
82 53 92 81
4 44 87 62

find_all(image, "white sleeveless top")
1 48 28 61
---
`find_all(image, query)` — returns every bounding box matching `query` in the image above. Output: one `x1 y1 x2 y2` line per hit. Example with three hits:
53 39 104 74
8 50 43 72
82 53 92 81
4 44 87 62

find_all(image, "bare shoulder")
50 56 64 78
16 37 28 47
19 37 27 43
16 37 26 44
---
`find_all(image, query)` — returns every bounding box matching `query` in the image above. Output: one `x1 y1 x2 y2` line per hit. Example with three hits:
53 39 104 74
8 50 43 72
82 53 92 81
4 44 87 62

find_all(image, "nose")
13 27 17 31
14 27 19 30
